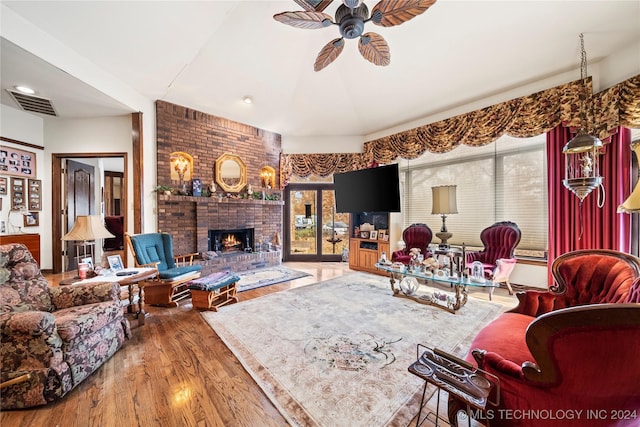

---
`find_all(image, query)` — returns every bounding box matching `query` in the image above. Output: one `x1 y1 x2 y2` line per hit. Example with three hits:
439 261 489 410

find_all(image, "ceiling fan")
274 0 437 71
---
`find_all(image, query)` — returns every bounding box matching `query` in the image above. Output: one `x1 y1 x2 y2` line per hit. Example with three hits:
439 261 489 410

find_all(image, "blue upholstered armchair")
125 233 201 306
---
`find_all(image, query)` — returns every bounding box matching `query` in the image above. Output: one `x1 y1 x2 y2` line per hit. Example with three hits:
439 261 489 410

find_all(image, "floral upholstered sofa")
0 243 131 409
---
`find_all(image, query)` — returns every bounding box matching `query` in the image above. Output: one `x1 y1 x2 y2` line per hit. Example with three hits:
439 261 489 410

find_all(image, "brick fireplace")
155 100 283 273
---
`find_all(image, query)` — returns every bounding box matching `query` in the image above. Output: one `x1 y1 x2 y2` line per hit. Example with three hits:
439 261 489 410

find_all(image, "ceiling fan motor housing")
335 4 369 39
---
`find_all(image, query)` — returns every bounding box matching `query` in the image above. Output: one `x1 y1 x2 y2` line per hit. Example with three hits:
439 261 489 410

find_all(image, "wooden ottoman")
187 271 240 311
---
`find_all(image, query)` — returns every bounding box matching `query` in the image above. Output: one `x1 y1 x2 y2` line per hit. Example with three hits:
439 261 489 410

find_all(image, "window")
400 134 548 258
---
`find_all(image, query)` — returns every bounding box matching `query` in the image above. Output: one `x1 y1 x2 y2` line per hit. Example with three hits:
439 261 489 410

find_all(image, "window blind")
400 134 548 257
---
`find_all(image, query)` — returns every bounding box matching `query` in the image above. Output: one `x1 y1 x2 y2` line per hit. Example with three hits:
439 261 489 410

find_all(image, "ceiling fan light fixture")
336 3 368 39
274 0 437 70
343 0 364 9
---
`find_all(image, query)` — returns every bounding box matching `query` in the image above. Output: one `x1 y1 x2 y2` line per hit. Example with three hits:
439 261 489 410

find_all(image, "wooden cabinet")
349 237 389 276
1 233 40 265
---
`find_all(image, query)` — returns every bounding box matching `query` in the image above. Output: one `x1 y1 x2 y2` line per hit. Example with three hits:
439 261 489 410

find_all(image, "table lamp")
431 185 458 248
617 141 640 213
62 215 115 277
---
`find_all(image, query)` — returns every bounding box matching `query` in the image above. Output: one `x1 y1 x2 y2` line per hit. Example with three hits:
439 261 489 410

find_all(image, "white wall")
41 116 131 270
0 105 45 251
0 104 44 146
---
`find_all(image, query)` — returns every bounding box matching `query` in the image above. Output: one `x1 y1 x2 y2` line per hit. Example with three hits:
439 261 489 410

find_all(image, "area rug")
236 265 311 292
202 272 503 426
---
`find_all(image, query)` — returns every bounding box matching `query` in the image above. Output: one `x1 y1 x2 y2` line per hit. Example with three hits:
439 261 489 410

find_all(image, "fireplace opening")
209 228 254 253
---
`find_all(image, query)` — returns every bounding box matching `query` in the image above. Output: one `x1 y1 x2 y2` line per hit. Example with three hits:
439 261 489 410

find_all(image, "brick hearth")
196 250 282 276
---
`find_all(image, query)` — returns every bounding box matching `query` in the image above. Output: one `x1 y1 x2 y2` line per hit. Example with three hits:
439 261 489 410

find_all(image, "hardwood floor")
1 262 518 427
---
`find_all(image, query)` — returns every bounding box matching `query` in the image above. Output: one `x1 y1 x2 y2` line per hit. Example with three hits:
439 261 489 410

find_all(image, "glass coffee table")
375 263 498 313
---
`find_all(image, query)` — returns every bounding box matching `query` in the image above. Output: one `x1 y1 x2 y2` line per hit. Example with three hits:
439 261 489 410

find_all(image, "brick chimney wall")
155 100 283 256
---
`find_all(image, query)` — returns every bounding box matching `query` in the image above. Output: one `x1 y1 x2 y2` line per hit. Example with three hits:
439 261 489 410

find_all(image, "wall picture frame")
0 147 36 178
28 179 42 211
0 176 7 195
23 212 39 227
192 178 202 196
10 177 25 210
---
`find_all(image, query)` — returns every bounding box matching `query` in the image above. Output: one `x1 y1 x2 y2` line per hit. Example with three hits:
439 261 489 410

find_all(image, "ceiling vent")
7 90 57 116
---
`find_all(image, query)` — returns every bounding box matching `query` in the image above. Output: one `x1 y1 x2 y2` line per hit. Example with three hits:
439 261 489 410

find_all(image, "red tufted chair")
391 223 432 264
466 221 521 293
448 249 640 427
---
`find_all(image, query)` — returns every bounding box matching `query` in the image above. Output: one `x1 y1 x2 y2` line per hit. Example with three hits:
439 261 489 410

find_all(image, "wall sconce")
618 141 640 213
432 185 458 248
260 166 276 189
563 34 604 205
170 152 193 183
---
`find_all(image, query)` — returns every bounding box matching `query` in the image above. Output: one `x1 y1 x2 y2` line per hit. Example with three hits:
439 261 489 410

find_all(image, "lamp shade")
62 215 115 241
618 141 640 213
431 185 458 215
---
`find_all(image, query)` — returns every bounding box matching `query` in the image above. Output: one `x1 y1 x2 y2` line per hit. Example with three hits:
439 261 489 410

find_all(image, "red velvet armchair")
449 249 640 427
466 221 521 294
391 223 432 264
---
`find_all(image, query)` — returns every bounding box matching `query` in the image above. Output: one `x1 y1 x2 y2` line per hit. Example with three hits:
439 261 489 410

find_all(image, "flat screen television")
333 163 401 213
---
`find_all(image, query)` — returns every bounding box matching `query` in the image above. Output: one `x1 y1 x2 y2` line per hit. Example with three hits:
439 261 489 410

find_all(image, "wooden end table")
59 268 157 325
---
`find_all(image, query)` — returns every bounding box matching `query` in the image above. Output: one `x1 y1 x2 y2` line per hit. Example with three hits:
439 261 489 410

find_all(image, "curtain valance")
280 74 640 187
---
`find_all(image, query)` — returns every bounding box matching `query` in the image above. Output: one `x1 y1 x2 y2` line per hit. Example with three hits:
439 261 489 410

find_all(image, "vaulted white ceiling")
1 1 639 143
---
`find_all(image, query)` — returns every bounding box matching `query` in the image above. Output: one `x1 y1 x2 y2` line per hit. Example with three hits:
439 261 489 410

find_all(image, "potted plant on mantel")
154 185 174 196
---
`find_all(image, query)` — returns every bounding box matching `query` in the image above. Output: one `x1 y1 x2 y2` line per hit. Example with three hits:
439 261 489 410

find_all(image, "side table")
408 344 499 427
59 268 157 325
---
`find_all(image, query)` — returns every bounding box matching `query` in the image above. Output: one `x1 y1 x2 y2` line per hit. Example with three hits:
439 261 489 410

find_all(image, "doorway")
283 183 350 262
51 153 127 274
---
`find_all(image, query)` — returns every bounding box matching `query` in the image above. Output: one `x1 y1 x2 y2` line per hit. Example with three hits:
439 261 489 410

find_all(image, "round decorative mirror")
215 153 247 192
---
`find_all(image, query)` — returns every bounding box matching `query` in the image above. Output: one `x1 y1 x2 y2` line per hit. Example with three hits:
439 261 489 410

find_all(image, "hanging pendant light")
562 33 603 204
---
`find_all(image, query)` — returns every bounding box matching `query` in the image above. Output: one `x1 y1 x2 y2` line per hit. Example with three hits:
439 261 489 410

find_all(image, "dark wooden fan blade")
314 38 345 71
358 32 390 66
273 11 333 29
371 0 436 27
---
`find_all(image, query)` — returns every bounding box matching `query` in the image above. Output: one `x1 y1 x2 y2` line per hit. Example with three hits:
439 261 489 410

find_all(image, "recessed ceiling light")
243 96 253 104
15 85 35 95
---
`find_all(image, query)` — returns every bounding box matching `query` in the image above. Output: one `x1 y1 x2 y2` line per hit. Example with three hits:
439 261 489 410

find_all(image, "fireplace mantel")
158 194 284 206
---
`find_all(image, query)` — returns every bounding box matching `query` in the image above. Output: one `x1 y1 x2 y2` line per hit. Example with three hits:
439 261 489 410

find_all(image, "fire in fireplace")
209 228 254 253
